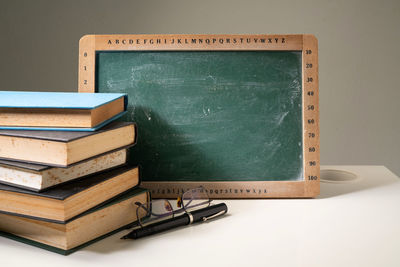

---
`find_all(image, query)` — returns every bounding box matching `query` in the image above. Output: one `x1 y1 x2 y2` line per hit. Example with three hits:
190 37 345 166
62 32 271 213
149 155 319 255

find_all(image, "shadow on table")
81 212 231 255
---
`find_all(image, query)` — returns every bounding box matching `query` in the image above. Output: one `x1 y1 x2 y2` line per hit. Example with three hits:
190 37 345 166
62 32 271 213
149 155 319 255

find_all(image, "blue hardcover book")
0 91 127 131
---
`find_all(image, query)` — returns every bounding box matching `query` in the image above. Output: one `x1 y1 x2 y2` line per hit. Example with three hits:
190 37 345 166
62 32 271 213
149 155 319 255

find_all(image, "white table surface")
1 165 399 267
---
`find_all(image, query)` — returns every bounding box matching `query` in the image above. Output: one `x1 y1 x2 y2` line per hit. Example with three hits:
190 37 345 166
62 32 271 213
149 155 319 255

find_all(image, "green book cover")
0 187 149 255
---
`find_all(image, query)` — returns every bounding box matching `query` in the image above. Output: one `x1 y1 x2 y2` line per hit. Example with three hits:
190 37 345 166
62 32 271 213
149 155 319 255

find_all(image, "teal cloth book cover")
0 187 149 255
0 91 128 131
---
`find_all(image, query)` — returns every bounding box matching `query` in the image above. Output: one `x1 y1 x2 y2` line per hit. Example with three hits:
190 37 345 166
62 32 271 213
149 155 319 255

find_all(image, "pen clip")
202 210 226 222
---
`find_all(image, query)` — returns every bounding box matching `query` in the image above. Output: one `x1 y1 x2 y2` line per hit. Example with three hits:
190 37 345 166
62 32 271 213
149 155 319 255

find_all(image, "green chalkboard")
96 51 303 181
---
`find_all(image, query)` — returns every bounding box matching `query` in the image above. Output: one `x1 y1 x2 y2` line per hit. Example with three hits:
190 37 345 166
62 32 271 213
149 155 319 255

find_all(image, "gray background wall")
0 0 399 176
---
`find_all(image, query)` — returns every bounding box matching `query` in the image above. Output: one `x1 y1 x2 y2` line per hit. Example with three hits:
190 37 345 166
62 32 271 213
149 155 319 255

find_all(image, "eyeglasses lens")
137 199 175 226
182 187 210 212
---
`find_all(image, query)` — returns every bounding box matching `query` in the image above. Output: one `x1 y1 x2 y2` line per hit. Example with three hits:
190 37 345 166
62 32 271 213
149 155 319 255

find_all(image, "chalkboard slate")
79 34 320 198
96 51 303 181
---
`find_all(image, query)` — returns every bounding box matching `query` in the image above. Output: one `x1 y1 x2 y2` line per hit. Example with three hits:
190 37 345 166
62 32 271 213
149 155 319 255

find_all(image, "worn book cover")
0 91 128 131
0 165 140 222
0 187 149 255
0 121 136 167
0 149 128 191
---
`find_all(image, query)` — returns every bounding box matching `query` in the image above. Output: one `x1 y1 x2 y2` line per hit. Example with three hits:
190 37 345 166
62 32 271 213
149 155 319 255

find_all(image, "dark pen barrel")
190 203 228 223
122 202 228 240
129 214 190 239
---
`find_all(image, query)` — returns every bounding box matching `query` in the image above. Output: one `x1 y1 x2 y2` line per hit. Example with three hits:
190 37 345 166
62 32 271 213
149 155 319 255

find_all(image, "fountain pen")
121 203 228 239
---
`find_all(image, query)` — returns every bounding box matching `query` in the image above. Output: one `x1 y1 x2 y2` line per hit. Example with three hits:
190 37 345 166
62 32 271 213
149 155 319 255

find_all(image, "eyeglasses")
135 186 212 227
122 186 228 239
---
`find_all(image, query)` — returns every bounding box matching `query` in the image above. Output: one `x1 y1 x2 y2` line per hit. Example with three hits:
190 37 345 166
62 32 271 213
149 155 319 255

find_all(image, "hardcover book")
0 166 140 222
0 121 136 167
0 91 127 131
0 149 128 191
0 187 149 255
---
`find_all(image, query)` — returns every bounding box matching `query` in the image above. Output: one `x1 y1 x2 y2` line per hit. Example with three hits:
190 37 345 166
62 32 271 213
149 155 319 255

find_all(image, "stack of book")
0 91 149 255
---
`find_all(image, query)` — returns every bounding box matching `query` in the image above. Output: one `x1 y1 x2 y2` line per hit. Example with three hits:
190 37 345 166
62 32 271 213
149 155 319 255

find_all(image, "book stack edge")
0 91 149 255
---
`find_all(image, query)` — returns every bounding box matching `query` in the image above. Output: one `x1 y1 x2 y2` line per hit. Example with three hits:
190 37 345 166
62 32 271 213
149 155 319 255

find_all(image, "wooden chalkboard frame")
78 34 319 198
